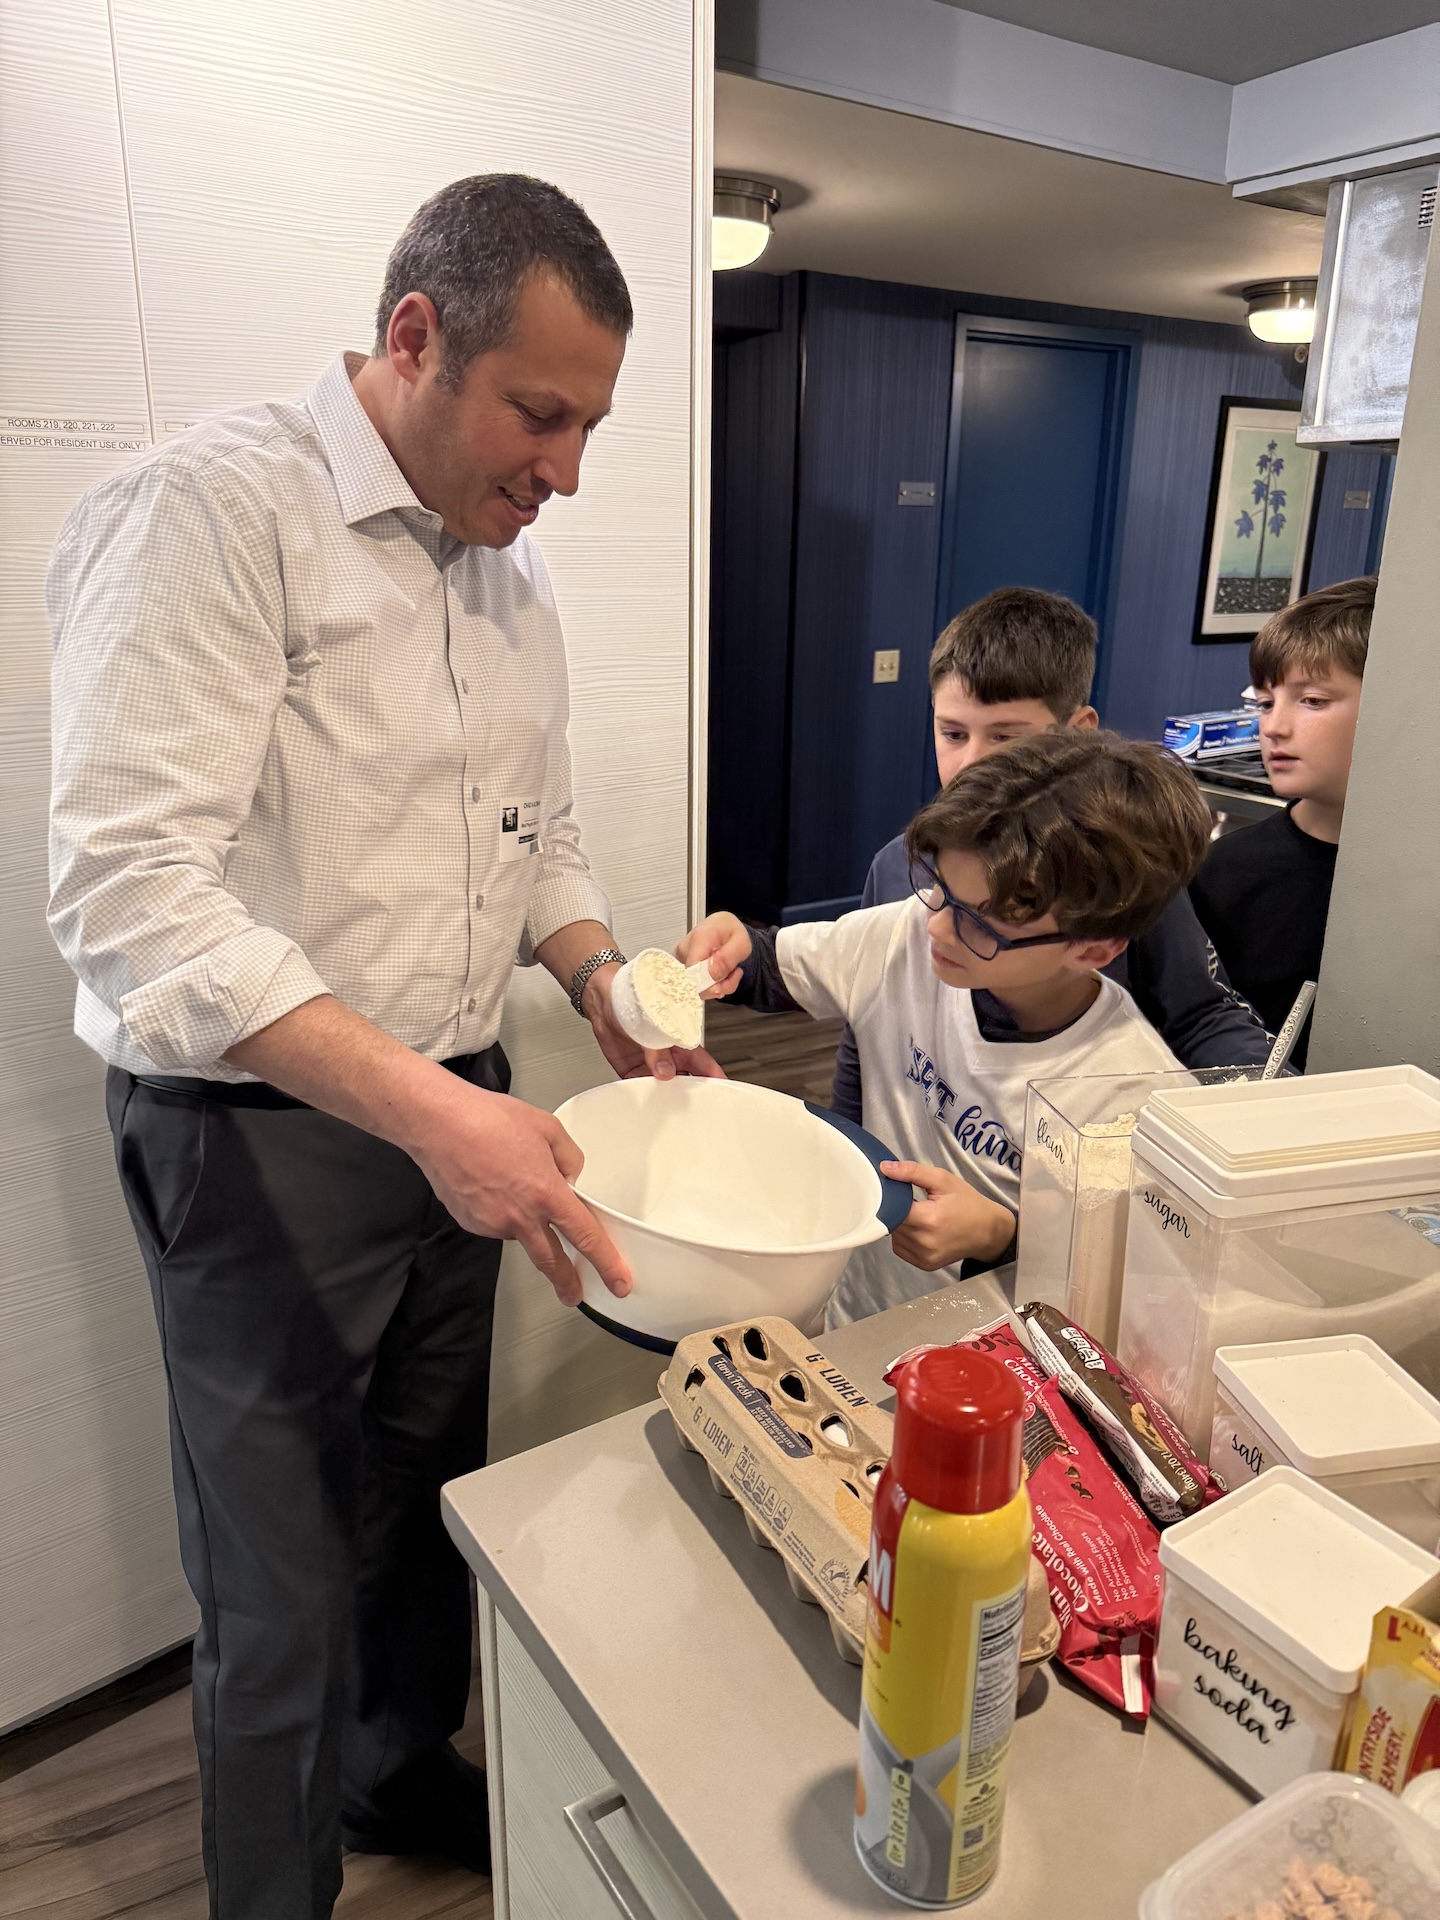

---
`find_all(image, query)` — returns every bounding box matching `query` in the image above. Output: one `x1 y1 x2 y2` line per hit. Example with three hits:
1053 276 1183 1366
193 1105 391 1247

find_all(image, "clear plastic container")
1210 1336 1440 1553
1115 1067 1440 1455
1154 1468 1440 1797
1015 1070 1258 1351
1139 1772 1440 1920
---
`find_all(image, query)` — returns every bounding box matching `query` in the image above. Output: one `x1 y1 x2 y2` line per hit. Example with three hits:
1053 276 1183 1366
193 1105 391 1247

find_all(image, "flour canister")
855 1347 1031 1907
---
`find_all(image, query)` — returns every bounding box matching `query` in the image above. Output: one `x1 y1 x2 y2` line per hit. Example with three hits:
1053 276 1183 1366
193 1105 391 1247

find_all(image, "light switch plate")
873 650 900 684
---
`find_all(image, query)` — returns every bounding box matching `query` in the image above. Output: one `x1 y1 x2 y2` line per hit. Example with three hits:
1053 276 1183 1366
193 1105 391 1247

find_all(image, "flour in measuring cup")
632 948 705 1050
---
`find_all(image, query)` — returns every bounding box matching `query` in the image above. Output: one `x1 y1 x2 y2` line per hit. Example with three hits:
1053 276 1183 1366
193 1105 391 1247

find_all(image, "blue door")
935 317 1137 718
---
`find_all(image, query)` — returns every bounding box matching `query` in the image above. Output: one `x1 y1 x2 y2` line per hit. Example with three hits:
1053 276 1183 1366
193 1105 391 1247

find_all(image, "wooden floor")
0 1011 837 1919
0 1672 492 1920
704 1001 843 1104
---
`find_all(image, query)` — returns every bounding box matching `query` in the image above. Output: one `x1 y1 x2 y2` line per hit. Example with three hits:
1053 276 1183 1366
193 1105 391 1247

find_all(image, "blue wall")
708 269 1390 923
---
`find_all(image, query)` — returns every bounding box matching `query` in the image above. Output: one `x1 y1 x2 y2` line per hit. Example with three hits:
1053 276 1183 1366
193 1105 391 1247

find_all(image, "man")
47 175 706 1920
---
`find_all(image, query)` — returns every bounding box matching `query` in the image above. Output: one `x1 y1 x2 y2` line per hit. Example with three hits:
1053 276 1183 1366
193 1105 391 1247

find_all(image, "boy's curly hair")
905 730 1212 942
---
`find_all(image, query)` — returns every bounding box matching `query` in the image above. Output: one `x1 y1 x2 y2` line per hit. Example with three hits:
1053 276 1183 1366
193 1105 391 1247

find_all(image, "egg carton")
660 1315 1058 1686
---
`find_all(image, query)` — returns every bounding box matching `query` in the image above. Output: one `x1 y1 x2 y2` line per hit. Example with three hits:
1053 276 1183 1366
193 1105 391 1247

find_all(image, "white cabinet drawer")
483 1598 709 1920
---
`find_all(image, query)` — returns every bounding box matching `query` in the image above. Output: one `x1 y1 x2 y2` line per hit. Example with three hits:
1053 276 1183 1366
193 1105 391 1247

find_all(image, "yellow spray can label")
855 1473 1031 1907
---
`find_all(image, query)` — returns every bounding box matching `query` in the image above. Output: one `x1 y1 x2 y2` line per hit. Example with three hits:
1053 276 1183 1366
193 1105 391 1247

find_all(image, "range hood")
1300 163 1439 446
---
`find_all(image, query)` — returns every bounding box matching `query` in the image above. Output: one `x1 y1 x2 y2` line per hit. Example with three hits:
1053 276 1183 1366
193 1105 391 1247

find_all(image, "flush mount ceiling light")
1243 278 1320 344
713 175 781 271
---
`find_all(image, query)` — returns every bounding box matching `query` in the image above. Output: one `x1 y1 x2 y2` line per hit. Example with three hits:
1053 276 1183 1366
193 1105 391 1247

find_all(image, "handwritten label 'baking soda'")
1183 1617 1295 1743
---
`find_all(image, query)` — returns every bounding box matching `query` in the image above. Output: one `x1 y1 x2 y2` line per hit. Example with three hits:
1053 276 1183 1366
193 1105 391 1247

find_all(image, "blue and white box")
1163 708 1261 761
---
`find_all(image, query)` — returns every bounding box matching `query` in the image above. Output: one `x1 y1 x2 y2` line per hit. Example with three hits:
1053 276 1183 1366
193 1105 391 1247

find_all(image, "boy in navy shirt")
831 589 1269 1123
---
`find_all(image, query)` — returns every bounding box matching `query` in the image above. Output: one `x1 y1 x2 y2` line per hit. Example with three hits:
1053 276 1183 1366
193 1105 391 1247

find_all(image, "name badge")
499 798 541 863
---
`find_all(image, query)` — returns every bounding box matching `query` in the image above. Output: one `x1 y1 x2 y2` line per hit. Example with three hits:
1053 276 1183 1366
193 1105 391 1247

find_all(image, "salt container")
1153 1468 1440 1797
1115 1065 1440 1454
1211 1335 1440 1552
1139 1772 1440 1920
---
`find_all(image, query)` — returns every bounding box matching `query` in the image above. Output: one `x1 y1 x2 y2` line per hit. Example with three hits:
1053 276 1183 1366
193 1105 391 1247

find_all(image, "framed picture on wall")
1193 397 1324 644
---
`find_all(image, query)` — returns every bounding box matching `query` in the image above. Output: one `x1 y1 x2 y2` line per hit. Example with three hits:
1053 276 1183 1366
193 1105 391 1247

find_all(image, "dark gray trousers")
106 1050 507 1920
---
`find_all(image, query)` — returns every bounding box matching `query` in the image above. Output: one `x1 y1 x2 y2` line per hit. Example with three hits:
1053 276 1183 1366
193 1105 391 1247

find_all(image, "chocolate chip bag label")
1018 1302 1225 1526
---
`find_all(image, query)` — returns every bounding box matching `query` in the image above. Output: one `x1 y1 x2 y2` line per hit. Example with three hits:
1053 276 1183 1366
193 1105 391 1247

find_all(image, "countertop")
443 1278 1248 1919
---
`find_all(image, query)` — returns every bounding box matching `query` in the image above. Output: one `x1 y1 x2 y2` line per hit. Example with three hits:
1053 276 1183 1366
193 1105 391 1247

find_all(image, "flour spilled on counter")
632 948 704 1050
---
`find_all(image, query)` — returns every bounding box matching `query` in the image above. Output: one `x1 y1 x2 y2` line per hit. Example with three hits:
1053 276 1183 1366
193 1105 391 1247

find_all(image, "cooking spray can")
855 1347 1030 1907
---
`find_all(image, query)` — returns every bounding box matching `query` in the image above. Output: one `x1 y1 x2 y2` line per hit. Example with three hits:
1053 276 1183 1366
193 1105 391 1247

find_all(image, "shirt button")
467 997 477 1013
471 785 480 802
474 893 485 911
460 677 470 694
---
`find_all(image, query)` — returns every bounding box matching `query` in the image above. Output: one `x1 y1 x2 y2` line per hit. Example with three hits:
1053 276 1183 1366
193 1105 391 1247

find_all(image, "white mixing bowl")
553 1077 910 1350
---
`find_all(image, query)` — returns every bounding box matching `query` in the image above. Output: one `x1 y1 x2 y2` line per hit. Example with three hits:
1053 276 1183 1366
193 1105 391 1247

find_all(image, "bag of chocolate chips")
1018 1302 1226 1526
891 1319 1164 1716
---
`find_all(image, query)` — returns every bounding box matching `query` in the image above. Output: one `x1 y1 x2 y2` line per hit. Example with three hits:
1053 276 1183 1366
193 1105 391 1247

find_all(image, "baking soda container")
855 1347 1030 1908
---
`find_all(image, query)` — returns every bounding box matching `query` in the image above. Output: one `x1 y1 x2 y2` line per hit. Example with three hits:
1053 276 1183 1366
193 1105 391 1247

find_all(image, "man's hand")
534 919 728 1084
225 993 631 1307
882 1160 1016 1273
579 960 727 1084
403 1068 631 1307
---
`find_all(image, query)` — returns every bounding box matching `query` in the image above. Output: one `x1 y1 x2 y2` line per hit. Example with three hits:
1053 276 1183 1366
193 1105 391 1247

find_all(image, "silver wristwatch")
568 947 627 1016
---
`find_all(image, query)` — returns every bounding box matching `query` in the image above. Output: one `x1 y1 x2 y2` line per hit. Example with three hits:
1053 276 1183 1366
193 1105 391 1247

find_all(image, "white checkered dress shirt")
47 353 611 1081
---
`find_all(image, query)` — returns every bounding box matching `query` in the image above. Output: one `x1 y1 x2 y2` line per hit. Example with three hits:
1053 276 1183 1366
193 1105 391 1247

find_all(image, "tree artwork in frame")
1193 398 1323 644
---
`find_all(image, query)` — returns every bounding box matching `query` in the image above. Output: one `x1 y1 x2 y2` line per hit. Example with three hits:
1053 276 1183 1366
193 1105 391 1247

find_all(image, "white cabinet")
479 1597 709 1920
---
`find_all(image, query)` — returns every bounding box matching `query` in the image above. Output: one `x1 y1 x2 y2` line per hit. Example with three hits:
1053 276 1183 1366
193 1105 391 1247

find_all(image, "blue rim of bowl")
578 1301 677 1356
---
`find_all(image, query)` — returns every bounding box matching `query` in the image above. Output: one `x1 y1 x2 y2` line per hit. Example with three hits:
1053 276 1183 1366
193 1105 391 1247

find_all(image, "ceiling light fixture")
713 175 781 271
1243 278 1320 345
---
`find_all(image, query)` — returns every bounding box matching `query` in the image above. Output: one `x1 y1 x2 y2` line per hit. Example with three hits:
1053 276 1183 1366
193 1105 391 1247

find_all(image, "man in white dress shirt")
46 176 706 1919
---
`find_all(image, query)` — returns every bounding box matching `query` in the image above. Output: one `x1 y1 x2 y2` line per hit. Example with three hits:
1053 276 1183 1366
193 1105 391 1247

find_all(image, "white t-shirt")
776 898 1179 1324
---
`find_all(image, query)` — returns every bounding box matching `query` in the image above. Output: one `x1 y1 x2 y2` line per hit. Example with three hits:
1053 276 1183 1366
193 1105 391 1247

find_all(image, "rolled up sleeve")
47 462 330 1072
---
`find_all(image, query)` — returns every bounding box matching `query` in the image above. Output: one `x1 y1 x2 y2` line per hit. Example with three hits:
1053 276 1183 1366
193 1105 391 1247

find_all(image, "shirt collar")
306 352 443 530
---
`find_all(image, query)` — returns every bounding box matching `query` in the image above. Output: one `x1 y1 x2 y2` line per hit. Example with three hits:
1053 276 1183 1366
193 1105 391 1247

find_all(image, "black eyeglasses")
908 854 1073 962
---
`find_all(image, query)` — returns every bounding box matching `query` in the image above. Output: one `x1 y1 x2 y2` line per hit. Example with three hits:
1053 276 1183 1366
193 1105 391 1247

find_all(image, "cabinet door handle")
563 1787 661 1920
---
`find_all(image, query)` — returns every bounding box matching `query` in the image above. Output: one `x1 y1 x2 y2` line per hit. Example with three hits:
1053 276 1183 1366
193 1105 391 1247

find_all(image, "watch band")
569 947 627 1016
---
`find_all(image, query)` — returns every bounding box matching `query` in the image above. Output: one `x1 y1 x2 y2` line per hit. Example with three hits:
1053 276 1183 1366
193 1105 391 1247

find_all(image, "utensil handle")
1263 979 1317 1079
563 1788 662 1920
805 1103 914 1230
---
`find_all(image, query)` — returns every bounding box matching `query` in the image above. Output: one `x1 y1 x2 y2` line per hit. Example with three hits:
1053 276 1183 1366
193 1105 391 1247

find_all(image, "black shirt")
1189 806 1337 1071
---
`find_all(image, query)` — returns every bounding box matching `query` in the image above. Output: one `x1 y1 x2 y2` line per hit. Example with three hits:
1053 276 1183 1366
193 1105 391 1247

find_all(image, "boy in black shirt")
1190 576 1374 1070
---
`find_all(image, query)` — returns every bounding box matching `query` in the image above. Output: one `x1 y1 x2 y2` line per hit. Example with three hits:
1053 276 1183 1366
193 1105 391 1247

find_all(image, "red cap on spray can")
891 1346 1024 1514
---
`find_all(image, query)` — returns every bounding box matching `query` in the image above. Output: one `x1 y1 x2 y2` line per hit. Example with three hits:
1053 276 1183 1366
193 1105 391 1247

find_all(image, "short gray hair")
374 175 633 385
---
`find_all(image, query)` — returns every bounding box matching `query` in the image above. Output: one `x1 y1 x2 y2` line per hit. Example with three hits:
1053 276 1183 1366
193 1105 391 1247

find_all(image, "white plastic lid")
1403 1770 1440 1831
1139 1773 1440 1919
1136 1065 1440 1202
1159 1468 1440 1694
1213 1336 1440 1476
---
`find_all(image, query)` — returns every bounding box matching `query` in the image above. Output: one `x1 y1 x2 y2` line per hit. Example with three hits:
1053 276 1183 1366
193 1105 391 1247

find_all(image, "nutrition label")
967 1584 1027 1771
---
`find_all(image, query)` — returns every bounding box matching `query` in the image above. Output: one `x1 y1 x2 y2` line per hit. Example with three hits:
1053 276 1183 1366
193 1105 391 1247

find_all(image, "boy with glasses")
685 730 1212 1323
831 588 1268 1125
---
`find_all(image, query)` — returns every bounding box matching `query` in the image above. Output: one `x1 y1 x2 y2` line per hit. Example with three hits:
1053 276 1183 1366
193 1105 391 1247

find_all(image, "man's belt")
133 1050 490 1111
